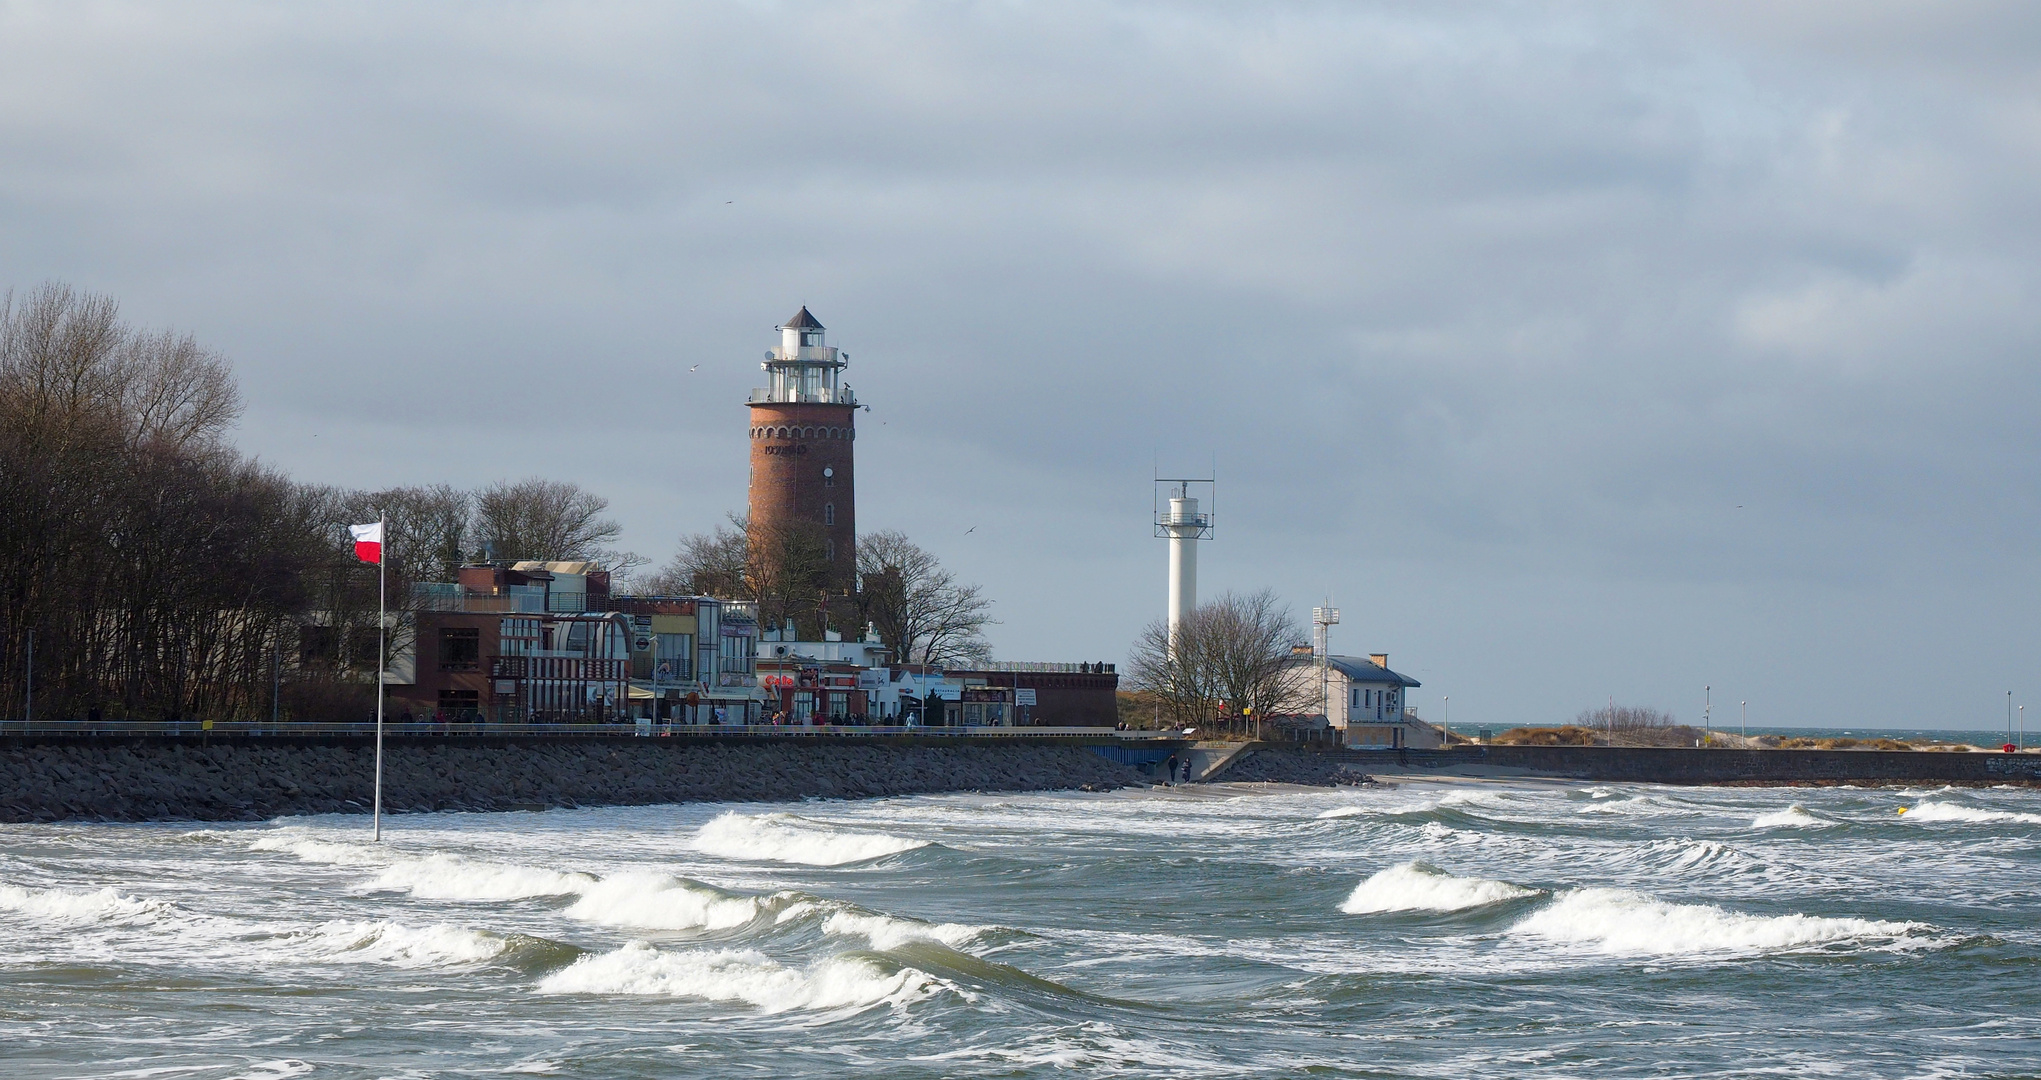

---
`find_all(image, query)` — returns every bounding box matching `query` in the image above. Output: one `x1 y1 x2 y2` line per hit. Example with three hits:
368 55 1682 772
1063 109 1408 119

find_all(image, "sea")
1445 723 2034 747
3 778 2039 1078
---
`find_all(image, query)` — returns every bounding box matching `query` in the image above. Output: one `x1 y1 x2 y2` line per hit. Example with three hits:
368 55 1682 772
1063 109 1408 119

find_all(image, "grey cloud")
3 1 2038 727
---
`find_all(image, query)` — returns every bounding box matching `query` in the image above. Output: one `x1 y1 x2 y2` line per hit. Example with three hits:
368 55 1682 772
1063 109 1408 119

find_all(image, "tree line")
649 516 995 666
0 281 995 722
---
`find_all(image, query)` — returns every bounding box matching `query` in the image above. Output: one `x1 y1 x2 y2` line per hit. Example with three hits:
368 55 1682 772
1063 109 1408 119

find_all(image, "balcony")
413 583 548 614
748 386 857 406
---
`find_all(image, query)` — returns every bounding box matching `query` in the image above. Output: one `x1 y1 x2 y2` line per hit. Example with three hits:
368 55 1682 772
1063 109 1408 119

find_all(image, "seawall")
0 735 1155 823
1353 744 2041 785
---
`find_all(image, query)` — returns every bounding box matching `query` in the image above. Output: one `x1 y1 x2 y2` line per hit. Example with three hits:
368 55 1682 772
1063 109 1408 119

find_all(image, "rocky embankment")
1217 749 1376 786
0 740 1146 823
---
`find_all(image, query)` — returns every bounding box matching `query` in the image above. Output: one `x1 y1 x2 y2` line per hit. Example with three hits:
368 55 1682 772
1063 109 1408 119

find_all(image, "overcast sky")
6 1 2040 731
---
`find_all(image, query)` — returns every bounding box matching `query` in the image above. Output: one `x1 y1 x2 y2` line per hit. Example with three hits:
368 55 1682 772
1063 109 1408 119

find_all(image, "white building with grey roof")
1279 652 1440 750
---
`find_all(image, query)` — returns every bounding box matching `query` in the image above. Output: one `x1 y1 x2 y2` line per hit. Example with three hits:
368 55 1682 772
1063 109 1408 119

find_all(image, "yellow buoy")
1896 807 1908 815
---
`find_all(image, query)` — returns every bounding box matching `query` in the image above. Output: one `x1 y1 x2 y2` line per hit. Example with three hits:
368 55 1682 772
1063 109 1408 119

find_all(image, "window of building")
299 625 337 668
439 626 480 671
437 688 480 720
823 469 835 487
347 627 381 671
823 502 835 526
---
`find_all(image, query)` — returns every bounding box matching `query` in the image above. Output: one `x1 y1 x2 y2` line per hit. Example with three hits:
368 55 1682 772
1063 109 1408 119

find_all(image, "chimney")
1369 653 1389 670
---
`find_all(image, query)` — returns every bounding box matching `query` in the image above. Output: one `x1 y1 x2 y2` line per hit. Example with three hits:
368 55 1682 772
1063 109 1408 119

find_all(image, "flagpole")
373 512 386 842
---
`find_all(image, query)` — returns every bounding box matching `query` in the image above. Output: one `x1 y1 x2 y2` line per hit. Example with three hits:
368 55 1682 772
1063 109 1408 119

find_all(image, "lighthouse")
747 307 858 612
1154 477 1213 644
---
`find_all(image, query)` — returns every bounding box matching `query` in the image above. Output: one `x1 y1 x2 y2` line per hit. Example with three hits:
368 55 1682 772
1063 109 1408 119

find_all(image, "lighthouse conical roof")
781 306 824 330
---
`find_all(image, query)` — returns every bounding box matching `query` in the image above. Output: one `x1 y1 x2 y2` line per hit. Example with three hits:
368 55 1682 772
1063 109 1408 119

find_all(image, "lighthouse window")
824 503 836 526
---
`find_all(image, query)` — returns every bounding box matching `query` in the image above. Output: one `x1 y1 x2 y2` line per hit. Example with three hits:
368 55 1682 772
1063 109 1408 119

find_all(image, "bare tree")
746 515 833 636
119 329 241 452
647 513 750 596
1575 704 1677 732
857 530 994 666
1127 589 1306 735
341 484 472 584
473 478 623 565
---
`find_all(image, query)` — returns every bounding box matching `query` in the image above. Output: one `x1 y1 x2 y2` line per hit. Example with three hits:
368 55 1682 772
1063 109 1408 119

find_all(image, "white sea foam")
246 834 385 867
1317 790 1498 820
1512 888 1926 956
818 910 984 950
290 919 513 968
1577 796 1655 815
535 941 943 1012
1641 839 1761 875
1753 804 1829 829
694 812 928 866
561 872 775 931
1339 862 1537 914
0 883 172 926
366 853 595 901
1901 801 2041 825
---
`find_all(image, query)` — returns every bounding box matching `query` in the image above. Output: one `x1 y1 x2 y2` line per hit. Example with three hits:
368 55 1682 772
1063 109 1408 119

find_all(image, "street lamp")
1740 701 1746 741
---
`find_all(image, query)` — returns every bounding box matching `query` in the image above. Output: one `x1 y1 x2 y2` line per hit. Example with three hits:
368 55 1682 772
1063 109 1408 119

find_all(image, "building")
613 594 761 724
1279 652 1438 749
943 663 1120 727
747 307 858 602
383 569 764 725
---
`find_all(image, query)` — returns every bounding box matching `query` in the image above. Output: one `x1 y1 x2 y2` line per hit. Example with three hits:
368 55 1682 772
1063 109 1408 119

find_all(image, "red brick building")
747 306 857 596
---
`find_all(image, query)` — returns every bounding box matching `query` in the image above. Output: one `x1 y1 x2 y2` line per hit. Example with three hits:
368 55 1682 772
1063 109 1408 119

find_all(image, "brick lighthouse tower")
747 307 857 625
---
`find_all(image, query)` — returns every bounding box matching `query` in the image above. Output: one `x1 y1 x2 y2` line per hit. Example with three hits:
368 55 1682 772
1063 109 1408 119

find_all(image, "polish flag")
348 522 383 564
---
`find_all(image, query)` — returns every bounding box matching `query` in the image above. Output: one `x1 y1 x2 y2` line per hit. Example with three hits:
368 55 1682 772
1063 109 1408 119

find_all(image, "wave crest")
1512 888 1927 956
0 883 170 926
290 919 517 968
1901 801 2041 825
1340 862 1536 914
536 941 944 1012
1753 804 1828 829
818 910 985 950
366 854 595 901
562 873 782 931
694 812 928 866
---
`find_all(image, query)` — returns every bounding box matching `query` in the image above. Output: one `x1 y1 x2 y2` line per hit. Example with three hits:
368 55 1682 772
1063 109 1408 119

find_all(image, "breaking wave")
1340 862 1537 914
1512 888 1928 956
0 883 172 927
246 834 385 867
535 941 945 1012
694 812 929 866
1900 801 2041 825
1753 804 1829 829
562 873 784 931
288 920 519 968
1317 791 1502 820
366 854 595 901
817 910 985 950
1636 838 1762 876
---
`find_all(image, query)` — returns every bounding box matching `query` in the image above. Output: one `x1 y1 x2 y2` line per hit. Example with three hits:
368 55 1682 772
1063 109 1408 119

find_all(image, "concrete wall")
1345 744 2041 784
0 732 1159 822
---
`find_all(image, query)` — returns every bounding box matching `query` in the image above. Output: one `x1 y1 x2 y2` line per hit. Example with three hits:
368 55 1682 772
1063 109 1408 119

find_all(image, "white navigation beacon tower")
1154 476 1214 641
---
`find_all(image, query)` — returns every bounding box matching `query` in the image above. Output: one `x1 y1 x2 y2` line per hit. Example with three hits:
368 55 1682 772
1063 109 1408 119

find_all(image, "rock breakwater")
1217 749 1376 786
0 739 1146 823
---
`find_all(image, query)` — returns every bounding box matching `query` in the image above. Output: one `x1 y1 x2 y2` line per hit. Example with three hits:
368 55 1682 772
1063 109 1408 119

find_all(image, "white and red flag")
348 522 383 564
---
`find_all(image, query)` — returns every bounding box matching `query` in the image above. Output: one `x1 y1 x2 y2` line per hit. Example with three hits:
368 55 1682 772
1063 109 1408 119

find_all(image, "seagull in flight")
689 364 700 372
964 526 977 535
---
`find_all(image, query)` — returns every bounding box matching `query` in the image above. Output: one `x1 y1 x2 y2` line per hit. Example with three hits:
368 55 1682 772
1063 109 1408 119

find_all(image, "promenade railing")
0 719 1186 740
